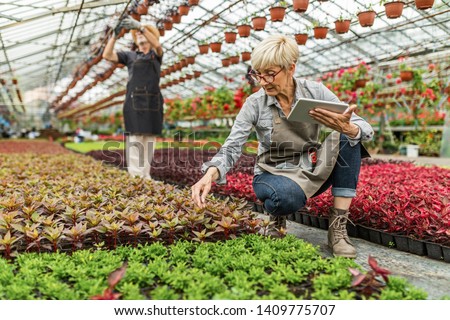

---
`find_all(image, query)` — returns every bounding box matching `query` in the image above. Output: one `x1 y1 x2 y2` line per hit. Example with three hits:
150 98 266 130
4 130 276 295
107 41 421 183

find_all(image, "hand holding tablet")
287 98 349 125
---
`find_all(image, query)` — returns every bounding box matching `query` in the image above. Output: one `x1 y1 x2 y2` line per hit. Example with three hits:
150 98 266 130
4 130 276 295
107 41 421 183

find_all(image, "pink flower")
386 73 392 79
396 78 402 84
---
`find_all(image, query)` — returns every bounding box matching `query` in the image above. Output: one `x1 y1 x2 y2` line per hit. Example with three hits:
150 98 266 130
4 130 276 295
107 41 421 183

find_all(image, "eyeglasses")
248 68 283 84
138 41 149 46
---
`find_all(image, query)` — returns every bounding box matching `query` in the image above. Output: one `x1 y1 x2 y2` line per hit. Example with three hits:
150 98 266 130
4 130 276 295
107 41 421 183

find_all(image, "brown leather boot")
328 208 356 258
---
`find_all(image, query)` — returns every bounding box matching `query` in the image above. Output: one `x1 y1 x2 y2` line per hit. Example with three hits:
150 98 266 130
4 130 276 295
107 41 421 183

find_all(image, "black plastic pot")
394 235 409 252
318 217 329 230
301 213 311 226
425 242 443 260
294 212 303 223
287 213 295 222
357 225 371 241
380 232 395 248
310 215 319 228
442 246 450 263
368 227 382 245
407 238 427 256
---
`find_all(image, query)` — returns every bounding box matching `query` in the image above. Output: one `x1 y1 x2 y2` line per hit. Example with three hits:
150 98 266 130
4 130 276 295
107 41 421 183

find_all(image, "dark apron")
257 84 368 198
123 54 163 135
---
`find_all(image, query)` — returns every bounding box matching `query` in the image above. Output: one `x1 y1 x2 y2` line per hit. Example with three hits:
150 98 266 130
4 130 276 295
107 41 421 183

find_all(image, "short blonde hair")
131 25 160 45
251 34 299 71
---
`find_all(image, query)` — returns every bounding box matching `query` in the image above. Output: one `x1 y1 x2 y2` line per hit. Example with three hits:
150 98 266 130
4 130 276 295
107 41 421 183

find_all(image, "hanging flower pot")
186 74 194 80
137 3 148 15
158 28 165 37
357 10 376 27
210 42 222 53
354 79 368 89
194 71 202 78
241 51 251 61
252 16 267 31
175 62 183 71
269 6 286 22
384 1 405 19
334 19 351 34
169 65 176 73
294 33 308 45
130 12 141 21
189 0 199 5
186 56 196 64
230 55 240 64
171 14 182 24
415 0 434 10
180 59 188 68
293 0 309 12
163 20 173 30
313 27 328 39
400 70 414 81
221 58 231 67
198 44 209 54
237 24 251 37
178 5 190 16
224 31 237 43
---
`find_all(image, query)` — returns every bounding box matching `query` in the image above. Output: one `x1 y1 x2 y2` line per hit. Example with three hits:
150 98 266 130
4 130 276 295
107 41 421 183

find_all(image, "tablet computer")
287 97 349 124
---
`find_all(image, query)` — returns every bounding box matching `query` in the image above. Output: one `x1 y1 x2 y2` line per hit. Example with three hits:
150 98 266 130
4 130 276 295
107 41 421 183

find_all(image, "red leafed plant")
91 262 128 300
349 256 391 298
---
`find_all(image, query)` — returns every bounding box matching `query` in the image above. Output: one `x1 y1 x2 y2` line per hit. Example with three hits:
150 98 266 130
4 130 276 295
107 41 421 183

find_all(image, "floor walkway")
284 220 450 300
372 153 450 167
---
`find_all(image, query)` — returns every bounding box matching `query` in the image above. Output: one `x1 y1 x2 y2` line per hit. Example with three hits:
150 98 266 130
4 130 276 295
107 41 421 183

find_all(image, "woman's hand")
191 167 219 208
309 104 360 138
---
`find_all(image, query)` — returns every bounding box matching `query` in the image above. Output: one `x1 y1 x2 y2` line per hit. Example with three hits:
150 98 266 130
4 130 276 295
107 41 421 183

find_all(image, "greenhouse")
0 0 450 310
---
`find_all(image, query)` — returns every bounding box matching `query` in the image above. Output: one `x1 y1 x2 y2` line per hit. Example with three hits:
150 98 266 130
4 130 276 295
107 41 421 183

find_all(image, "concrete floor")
285 220 450 300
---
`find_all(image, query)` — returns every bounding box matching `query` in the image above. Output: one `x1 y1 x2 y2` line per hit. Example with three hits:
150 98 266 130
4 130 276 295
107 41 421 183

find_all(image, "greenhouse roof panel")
0 0 449 115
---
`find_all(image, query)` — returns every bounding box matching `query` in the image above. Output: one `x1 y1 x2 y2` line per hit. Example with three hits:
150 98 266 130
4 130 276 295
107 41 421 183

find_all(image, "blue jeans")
252 135 362 216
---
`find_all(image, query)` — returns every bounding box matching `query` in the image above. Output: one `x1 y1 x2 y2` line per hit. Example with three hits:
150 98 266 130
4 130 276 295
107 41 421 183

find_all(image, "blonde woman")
191 34 374 258
103 16 163 179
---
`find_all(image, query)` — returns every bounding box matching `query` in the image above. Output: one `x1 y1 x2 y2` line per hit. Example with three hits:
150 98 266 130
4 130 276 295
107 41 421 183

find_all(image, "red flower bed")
0 140 70 154
308 162 450 245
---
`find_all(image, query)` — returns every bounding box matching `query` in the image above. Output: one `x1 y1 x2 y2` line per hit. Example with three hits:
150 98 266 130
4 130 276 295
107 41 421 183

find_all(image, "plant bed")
0 235 427 300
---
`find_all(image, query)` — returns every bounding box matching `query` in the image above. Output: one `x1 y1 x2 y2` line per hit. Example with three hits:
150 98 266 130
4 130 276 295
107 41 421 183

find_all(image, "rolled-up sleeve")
201 100 256 184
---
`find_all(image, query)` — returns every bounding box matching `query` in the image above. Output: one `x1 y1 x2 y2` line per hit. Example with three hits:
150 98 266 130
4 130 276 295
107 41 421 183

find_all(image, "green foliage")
403 130 442 156
0 235 427 300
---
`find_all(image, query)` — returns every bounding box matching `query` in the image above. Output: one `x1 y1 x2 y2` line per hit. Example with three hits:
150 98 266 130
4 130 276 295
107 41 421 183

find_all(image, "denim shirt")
202 78 374 184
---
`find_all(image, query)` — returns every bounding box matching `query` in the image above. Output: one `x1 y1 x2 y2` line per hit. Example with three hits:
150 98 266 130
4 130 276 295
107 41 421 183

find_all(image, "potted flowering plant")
334 14 351 34
312 20 328 39
354 61 371 88
198 39 209 54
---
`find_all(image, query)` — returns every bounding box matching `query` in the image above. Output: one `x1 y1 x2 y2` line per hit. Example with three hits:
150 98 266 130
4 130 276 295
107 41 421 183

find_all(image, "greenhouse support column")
440 112 450 158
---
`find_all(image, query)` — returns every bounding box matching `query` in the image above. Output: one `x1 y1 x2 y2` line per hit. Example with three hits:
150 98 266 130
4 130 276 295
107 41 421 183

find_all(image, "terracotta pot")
415 0 434 10
237 24 251 37
357 10 376 27
269 7 286 22
194 71 202 78
400 70 414 81
186 74 193 80
230 55 240 64
186 56 196 64
169 65 176 73
313 27 328 39
241 51 251 61
354 79 368 89
137 3 148 15
171 14 181 24
221 58 231 67
293 0 309 12
294 33 308 45
224 31 237 43
164 21 173 30
158 28 165 37
175 62 182 71
180 59 188 68
252 16 267 31
334 19 351 34
384 1 404 19
130 12 141 21
178 5 190 16
198 44 209 54
210 42 222 53
189 0 199 5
